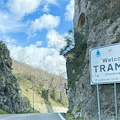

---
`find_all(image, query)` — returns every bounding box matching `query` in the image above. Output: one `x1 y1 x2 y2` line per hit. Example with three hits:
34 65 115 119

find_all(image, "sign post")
114 83 118 120
97 84 101 120
89 43 120 120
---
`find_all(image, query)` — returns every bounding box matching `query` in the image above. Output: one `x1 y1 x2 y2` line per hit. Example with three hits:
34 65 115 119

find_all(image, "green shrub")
25 88 29 92
67 35 87 88
35 86 44 94
0 109 8 114
41 89 49 100
13 73 23 81
65 113 84 120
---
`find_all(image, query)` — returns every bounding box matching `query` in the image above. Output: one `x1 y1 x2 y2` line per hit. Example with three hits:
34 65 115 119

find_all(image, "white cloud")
0 0 68 77
41 0 58 13
0 11 25 33
0 0 61 34
31 14 60 32
43 51 66 76
47 30 66 50
42 5 50 13
64 0 74 21
7 0 42 19
44 0 58 5
0 35 16 44
36 41 43 46
8 44 55 67
7 42 66 77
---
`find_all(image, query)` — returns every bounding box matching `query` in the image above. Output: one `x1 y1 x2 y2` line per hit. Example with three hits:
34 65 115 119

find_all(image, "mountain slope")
12 60 68 113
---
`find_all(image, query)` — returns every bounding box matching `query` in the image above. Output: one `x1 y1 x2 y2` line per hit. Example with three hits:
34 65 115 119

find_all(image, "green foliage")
0 109 8 114
65 113 84 120
13 73 23 81
67 34 87 89
22 96 40 113
36 86 49 101
41 89 49 100
67 110 72 113
76 101 83 113
25 88 29 92
23 97 31 111
60 29 74 55
12 62 68 112
35 86 44 94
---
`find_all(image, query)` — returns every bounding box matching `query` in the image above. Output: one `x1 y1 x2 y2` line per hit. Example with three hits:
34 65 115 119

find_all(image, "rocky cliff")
0 42 23 113
67 0 120 119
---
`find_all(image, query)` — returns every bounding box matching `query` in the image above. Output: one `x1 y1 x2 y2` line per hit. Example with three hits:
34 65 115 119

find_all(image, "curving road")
0 113 66 120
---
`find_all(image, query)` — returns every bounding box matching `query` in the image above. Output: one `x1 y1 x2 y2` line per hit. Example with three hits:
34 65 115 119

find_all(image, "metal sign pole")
114 83 118 120
97 84 101 120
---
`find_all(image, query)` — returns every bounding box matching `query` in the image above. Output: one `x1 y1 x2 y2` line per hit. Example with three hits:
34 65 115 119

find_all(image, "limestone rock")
0 42 23 113
67 0 120 119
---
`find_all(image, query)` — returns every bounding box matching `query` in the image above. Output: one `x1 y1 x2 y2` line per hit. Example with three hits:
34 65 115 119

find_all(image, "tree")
60 29 74 55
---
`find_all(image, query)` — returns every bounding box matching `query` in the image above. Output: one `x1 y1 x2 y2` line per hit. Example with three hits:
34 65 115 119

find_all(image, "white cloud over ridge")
8 44 66 77
44 52 66 76
31 14 60 32
64 0 74 21
7 30 67 77
8 44 55 67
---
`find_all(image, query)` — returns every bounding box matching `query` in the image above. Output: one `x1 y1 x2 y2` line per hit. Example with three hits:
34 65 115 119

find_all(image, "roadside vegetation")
0 109 8 114
65 112 84 120
60 30 87 89
12 60 68 113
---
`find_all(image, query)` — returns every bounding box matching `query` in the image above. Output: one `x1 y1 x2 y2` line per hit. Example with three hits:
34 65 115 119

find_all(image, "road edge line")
58 113 66 120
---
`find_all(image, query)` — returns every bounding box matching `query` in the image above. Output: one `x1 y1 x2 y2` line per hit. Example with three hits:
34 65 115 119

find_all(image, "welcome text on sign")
93 57 120 72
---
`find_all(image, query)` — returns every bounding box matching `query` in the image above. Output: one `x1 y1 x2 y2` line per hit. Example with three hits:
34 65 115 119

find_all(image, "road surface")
0 113 66 120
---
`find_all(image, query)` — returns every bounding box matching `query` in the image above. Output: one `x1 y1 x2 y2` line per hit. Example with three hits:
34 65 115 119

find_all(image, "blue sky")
0 0 74 77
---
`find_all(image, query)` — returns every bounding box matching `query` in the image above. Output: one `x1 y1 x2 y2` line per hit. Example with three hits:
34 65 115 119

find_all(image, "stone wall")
67 0 120 119
0 42 23 113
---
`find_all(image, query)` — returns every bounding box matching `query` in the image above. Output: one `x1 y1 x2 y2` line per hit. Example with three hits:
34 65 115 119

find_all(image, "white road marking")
58 113 66 120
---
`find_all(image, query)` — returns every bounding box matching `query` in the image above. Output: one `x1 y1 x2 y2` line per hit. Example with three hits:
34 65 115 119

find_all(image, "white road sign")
89 43 120 85
59 83 66 90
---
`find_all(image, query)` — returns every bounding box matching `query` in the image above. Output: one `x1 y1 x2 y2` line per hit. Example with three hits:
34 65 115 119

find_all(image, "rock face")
67 0 120 119
0 42 23 113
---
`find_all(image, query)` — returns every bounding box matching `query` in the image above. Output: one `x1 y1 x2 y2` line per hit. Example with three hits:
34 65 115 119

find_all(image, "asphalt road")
0 113 66 120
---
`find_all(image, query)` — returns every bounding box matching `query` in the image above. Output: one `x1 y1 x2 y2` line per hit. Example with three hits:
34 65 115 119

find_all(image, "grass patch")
25 88 29 92
0 109 8 114
76 102 82 113
13 73 68 113
65 113 84 120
